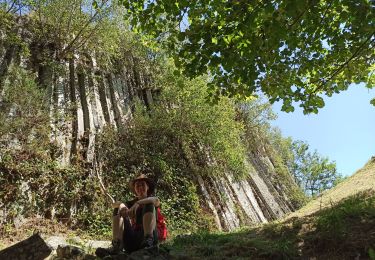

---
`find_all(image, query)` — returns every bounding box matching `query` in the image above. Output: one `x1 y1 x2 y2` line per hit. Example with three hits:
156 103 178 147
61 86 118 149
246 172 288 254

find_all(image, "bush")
0 67 97 226
94 63 249 234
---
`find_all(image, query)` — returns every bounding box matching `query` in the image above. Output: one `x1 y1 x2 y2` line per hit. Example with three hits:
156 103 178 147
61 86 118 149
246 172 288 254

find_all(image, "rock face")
0 15 298 230
197 151 296 231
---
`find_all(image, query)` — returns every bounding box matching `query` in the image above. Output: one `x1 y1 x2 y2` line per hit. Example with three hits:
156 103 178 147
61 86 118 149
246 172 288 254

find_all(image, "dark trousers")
122 203 158 253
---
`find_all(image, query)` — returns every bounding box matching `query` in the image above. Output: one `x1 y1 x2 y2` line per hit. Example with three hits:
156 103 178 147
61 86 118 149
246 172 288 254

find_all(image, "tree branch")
73 21 101 51
310 0 334 44
313 31 375 93
6 0 16 13
61 0 109 58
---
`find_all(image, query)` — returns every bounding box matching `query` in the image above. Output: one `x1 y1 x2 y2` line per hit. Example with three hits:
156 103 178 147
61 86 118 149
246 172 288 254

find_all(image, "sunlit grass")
288 158 375 218
168 189 375 259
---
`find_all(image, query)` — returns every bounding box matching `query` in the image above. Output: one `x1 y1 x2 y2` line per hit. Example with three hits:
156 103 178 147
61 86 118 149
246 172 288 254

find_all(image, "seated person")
96 174 160 257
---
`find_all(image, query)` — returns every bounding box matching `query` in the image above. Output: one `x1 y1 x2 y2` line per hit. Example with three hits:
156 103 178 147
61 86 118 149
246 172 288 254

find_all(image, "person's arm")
117 203 129 218
136 196 160 207
128 197 160 216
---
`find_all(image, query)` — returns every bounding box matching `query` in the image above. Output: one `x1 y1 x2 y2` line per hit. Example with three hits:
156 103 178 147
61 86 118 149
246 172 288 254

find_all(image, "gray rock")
46 236 68 250
56 245 87 259
68 236 84 246
0 233 52 260
85 240 111 249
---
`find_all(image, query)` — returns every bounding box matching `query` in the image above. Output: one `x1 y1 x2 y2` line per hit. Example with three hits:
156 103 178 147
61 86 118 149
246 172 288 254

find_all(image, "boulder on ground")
0 233 52 260
0 234 171 260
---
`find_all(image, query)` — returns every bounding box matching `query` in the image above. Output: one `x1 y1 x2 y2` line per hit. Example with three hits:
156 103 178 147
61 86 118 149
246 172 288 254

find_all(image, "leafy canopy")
269 131 342 197
121 0 374 113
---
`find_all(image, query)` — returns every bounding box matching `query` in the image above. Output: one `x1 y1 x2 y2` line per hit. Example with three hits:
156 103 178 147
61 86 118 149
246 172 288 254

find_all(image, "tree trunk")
0 233 52 260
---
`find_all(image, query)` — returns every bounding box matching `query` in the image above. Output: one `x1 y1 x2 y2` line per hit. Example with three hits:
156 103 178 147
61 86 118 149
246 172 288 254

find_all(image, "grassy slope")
168 158 375 259
288 158 375 219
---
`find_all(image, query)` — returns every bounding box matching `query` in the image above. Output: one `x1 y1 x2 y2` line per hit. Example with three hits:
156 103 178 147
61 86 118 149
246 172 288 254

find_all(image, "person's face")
134 180 149 198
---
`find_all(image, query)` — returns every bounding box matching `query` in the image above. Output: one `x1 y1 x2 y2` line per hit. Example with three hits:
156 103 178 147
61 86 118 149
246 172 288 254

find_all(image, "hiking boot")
140 235 156 250
95 240 123 258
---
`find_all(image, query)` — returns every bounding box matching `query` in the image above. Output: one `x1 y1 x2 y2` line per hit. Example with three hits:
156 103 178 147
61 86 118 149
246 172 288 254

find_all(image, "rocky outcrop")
197 151 296 231
0 233 52 260
0 14 298 231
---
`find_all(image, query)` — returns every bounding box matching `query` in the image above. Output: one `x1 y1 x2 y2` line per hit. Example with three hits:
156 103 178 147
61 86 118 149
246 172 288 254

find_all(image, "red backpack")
156 207 168 241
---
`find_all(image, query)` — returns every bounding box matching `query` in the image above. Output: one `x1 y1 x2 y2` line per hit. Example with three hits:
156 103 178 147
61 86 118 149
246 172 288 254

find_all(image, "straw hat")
129 173 155 196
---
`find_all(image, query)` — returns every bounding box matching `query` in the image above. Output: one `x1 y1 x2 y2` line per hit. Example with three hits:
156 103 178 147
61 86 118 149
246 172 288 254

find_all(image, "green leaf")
369 248 375 260
92 0 98 9
173 69 181 76
123 0 374 113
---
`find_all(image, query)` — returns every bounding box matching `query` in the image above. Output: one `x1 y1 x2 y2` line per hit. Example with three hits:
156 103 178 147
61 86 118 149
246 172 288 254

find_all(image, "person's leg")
112 203 126 245
119 204 155 253
143 212 156 237
141 203 158 248
95 203 126 257
122 216 141 253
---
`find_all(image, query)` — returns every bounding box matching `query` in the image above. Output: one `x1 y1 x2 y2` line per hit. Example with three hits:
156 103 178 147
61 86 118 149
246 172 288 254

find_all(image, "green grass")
288 158 375 218
168 190 375 259
168 224 300 259
174 157 375 260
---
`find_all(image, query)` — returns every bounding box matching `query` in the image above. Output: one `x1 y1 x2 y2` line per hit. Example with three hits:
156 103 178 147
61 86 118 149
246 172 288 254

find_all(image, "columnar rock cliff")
0 15 299 230
197 150 296 230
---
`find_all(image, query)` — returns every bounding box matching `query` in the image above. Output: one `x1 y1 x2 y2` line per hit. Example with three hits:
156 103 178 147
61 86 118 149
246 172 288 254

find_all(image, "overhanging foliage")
122 0 375 113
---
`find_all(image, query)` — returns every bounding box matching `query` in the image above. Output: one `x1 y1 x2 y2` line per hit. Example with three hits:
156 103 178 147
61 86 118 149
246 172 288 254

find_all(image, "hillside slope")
169 158 375 259
288 157 375 218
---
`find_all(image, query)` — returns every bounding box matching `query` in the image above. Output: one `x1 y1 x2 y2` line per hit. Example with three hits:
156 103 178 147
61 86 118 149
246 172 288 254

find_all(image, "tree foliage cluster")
122 0 375 113
1 0 121 60
269 129 343 196
95 59 249 234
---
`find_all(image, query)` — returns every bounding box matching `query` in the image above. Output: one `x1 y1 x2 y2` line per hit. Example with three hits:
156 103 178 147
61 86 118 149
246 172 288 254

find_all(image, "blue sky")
271 84 375 177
